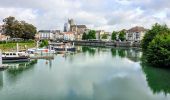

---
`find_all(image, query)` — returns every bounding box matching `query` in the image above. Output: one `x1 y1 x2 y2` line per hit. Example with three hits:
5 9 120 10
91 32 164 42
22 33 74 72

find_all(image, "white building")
0 25 10 41
96 30 105 40
126 26 146 42
38 30 60 40
63 32 75 41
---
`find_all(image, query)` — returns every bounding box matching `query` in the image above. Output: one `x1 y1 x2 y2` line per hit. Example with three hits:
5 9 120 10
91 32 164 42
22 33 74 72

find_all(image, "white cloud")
0 0 170 32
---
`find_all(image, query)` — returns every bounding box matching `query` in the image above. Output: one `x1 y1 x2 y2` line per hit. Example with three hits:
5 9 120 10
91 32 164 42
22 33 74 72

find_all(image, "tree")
101 34 108 39
119 30 126 41
145 33 170 67
88 30 96 39
142 23 170 50
40 40 49 47
111 31 117 40
82 32 87 40
2 16 37 39
21 21 37 40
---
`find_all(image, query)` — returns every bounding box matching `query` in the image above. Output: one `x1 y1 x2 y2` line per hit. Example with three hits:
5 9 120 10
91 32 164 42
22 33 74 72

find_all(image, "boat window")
6 53 9 55
13 53 16 55
10 53 13 55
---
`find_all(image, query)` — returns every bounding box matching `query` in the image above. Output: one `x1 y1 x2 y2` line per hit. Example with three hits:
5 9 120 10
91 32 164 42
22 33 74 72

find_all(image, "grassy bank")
0 41 36 52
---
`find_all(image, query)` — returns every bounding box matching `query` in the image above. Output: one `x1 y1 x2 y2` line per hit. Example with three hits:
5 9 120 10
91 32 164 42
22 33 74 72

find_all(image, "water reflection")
82 46 96 56
0 71 3 90
5 60 37 84
111 48 142 62
142 63 170 95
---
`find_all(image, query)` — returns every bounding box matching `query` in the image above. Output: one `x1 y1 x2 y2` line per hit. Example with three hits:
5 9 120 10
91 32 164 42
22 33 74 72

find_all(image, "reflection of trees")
126 49 141 62
142 63 170 95
82 46 96 56
111 49 117 57
118 49 126 58
0 72 3 90
5 60 37 83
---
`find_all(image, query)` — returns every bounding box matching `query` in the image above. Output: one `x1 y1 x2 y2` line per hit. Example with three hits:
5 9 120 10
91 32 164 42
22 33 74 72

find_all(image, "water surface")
0 47 170 100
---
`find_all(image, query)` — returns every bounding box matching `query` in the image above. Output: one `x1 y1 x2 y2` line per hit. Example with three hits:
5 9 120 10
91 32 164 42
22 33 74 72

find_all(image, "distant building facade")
64 19 87 40
0 25 10 41
126 26 146 42
63 32 75 41
96 30 105 40
38 30 60 40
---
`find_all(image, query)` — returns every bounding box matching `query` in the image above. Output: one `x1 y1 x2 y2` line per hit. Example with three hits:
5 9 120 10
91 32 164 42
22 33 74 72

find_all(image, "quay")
50 41 141 47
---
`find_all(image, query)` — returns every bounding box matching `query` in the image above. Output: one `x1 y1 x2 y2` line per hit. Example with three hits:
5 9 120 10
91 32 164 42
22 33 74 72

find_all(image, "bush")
145 34 170 67
40 40 49 47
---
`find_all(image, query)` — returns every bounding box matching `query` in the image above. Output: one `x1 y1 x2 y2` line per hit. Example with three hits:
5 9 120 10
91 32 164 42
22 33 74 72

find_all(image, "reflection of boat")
2 52 30 63
54 43 76 52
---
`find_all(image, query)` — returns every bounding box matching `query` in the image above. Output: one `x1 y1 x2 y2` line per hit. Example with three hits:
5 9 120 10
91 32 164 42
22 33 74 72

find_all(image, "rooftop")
127 26 146 33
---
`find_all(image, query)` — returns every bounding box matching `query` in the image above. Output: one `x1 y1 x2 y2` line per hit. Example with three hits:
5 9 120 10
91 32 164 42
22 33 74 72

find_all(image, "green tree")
2 16 37 39
82 32 87 40
142 23 170 50
145 33 170 67
101 34 108 39
88 30 96 39
119 30 126 41
21 21 37 40
111 31 117 40
40 40 49 47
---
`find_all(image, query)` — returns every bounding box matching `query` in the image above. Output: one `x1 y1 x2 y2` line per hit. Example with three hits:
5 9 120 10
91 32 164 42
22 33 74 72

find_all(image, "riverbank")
0 41 36 52
70 40 141 47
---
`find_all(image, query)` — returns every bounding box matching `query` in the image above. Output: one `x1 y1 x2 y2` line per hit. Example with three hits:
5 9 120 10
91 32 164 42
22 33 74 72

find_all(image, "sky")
0 0 169 32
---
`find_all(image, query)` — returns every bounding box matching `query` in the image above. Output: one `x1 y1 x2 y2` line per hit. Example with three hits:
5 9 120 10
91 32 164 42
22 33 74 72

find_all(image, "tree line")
141 23 170 67
2 16 37 40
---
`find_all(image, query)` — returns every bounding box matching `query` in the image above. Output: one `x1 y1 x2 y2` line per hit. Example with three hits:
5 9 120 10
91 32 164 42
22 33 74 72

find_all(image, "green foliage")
142 23 170 67
40 40 49 47
88 30 96 39
101 34 108 39
119 30 126 41
2 16 37 39
82 32 87 40
145 34 170 67
82 30 96 40
111 31 117 40
142 23 170 50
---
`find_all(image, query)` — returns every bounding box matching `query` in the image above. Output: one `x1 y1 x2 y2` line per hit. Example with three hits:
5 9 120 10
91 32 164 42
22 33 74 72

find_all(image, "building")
96 30 105 40
64 19 87 40
126 26 146 42
55 33 64 40
0 25 10 41
63 32 75 41
38 30 60 40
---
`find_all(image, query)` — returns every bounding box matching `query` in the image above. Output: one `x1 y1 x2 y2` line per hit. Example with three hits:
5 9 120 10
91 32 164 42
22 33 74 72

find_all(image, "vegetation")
111 31 117 41
39 40 49 47
2 16 37 39
82 30 96 40
142 23 170 67
142 23 170 50
0 41 35 52
118 30 126 41
82 32 87 40
101 34 108 39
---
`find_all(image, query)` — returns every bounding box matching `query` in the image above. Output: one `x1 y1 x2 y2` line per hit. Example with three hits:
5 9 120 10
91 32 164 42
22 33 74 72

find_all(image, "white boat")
2 52 30 63
27 48 55 54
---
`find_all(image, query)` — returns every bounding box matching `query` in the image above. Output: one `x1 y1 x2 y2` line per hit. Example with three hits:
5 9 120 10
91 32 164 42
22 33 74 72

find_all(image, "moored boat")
54 42 76 52
2 52 30 63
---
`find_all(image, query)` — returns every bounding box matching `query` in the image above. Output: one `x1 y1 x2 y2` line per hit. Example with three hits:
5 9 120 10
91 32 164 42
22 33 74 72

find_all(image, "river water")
0 46 170 100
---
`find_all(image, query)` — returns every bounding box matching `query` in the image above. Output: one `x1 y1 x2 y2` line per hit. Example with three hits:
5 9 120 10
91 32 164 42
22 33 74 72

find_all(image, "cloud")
0 0 170 32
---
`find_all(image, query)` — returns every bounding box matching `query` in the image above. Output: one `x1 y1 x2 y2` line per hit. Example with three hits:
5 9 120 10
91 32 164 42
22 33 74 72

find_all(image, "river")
0 46 170 100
